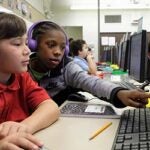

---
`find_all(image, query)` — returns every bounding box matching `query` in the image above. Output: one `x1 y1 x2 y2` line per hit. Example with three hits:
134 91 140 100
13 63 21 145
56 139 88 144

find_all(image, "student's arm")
0 73 60 138
22 72 60 134
86 53 97 75
0 100 59 138
65 61 118 100
21 99 60 134
64 62 150 108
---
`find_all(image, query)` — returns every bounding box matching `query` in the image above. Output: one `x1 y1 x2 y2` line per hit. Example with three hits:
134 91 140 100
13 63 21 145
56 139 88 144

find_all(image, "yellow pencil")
89 122 112 140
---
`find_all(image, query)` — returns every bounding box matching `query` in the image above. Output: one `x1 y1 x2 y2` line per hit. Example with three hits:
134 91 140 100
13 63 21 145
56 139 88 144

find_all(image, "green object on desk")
112 70 128 75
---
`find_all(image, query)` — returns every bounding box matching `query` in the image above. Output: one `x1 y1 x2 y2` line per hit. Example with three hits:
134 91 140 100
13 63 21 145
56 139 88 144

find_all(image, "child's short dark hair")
70 39 86 56
0 13 26 39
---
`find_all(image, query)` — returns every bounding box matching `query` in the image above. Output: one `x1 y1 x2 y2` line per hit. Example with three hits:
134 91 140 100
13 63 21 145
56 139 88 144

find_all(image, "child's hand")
0 121 31 139
0 132 43 150
117 89 150 108
86 52 94 60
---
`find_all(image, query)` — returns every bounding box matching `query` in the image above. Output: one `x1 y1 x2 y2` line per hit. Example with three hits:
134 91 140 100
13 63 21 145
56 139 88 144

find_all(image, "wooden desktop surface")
35 116 120 150
35 91 134 150
34 74 150 150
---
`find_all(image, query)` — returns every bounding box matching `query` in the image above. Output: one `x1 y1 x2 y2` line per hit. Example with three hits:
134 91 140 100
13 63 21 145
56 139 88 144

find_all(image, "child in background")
0 12 59 141
70 39 97 75
28 20 150 107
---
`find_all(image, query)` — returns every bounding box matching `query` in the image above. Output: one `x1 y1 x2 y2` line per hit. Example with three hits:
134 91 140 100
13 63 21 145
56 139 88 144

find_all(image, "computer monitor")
120 40 130 72
100 47 111 62
111 45 118 64
118 42 123 67
106 47 111 62
129 30 148 82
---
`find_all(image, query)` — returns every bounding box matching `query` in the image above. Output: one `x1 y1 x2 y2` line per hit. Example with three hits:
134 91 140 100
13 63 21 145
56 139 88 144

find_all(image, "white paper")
85 105 105 113
111 75 121 82
108 37 116 46
101 37 109 46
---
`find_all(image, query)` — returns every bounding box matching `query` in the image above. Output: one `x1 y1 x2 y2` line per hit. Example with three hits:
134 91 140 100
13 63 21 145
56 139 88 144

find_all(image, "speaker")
27 21 69 55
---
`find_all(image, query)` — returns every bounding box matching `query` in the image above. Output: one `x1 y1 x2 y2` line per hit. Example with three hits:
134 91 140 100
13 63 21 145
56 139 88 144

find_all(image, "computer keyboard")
111 108 150 150
117 80 138 90
60 102 119 118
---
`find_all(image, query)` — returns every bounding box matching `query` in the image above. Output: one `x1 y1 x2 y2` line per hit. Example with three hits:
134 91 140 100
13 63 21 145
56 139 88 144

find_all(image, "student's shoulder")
73 56 81 61
65 61 86 73
15 72 32 80
73 57 81 63
15 72 41 90
64 56 73 64
14 72 36 88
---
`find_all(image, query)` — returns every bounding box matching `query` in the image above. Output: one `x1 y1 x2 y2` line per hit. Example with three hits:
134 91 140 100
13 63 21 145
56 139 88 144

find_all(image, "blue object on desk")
103 66 113 73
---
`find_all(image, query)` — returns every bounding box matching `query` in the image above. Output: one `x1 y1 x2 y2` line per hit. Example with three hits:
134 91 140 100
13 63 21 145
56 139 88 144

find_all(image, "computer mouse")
139 80 150 90
67 93 89 102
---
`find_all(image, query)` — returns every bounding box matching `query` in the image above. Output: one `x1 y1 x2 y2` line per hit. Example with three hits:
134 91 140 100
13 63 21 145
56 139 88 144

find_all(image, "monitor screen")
100 47 111 62
118 42 123 66
120 40 130 72
129 30 147 82
111 46 118 64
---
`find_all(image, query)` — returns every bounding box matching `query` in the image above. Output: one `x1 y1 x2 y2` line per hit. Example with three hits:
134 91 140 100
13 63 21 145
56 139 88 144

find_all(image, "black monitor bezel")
120 40 130 72
129 30 147 82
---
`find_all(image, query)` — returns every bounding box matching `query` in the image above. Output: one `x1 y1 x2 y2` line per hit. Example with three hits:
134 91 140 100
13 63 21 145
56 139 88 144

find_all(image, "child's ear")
78 50 82 55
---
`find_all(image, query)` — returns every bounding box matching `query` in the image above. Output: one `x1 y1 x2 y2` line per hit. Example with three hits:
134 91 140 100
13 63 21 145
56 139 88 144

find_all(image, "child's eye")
61 46 66 50
47 42 56 48
13 43 21 46
48 44 55 48
12 40 22 46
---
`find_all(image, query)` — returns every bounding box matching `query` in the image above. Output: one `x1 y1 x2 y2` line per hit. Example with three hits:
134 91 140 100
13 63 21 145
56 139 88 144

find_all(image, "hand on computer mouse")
117 89 150 108
139 80 150 90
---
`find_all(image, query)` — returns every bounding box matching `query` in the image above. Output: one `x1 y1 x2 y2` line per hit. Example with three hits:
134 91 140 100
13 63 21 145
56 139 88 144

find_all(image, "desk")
35 95 129 150
34 74 150 149
35 90 135 150
35 117 120 150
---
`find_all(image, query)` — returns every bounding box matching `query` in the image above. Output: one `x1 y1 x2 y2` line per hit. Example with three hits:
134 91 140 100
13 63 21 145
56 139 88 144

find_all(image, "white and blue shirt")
73 56 89 72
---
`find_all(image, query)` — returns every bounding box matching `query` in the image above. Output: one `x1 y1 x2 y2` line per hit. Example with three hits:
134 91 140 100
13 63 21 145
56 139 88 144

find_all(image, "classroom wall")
51 9 99 61
63 26 83 40
26 0 44 15
100 9 150 32
0 5 32 29
2 1 150 61
26 0 54 20
51 7 150 61
0 0 46 26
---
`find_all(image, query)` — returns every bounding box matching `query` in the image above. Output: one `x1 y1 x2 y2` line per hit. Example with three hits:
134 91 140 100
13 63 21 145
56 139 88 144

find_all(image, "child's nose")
25 45 31 55
54 46 62 55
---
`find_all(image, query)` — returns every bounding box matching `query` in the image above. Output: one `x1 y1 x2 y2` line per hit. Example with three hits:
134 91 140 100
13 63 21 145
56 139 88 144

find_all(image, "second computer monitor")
129 30 148 82
120 40 130 72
